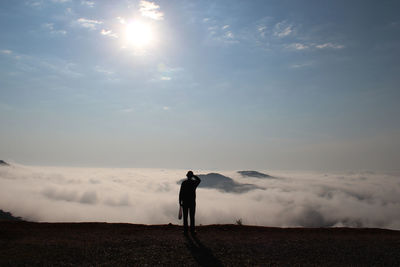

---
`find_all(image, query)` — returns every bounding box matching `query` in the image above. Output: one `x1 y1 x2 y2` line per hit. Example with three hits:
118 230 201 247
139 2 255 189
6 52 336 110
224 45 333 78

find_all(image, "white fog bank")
1 164 399 230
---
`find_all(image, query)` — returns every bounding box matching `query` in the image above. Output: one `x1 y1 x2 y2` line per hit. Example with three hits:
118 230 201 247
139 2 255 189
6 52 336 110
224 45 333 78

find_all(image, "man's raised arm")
193 175 201 187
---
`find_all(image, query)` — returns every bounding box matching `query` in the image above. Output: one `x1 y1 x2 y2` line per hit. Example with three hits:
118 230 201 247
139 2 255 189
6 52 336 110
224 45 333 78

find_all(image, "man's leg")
183 205 189 234
189 203 196 233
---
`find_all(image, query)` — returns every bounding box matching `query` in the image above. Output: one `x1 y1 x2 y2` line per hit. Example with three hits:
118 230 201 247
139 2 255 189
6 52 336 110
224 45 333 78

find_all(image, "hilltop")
0 160 9 166
0 210 22 222
1 222 399 266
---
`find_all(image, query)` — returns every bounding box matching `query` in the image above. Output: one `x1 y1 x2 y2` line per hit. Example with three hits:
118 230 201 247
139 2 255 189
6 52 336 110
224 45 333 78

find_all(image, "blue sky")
0 0 399 170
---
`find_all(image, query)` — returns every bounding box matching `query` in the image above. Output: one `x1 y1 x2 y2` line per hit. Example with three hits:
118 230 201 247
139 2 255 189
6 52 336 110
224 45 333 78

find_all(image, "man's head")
186 171 194 179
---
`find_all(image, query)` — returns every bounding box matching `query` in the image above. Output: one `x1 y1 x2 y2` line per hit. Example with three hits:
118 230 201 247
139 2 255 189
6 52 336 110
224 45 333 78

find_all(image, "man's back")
179 176 201 205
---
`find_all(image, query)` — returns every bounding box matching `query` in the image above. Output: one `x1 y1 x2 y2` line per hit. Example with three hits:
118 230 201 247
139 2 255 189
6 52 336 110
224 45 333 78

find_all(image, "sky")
0 0 399 171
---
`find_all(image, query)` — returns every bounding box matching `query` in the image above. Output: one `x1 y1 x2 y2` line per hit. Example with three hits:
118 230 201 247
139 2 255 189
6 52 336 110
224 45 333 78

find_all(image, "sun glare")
125 21 154 48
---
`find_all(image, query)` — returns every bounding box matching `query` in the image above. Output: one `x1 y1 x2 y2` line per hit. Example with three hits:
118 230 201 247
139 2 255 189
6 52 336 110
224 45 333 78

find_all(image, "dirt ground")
1 222 400 266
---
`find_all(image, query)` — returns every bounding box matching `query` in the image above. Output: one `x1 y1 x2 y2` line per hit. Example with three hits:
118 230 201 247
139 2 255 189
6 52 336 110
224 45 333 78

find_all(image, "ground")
1 222 399 266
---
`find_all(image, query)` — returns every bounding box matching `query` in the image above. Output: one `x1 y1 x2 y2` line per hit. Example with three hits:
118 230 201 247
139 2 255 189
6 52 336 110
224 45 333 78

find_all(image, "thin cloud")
157 63 181 73
42 23 67 35
157 63 183 81
0 49 12 55
208 26 218 35
10 52 82 78
286 43 309 50
100 29 118 38
258 25 267 38
118 108 134 113
225 31 234 39
65 7 73 14
94 65 114 75
116 17 126 24
273 21 293 38
289 62 314 69
205 22 238 45
81 0 94 7
26 1 43 7
258 25 267 32
315 42 345 49
94 65 119 83
139 0 164 20
40 60 82 78
76 18 103 30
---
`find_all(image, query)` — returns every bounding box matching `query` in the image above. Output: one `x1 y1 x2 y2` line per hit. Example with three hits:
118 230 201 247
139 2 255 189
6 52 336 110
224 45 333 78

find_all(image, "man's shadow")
184 234 223 267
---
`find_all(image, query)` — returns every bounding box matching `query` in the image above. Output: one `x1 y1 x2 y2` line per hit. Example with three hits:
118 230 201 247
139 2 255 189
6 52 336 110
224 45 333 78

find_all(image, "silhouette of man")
179 171 201 235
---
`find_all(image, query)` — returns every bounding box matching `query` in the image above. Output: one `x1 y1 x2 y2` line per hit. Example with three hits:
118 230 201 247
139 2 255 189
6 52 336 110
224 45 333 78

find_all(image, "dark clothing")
179 176 201 233
179 177 201 205
182 202 196 233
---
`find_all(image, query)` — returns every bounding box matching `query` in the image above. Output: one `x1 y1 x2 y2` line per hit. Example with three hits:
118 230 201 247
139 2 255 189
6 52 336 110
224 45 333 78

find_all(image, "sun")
124 21 154 48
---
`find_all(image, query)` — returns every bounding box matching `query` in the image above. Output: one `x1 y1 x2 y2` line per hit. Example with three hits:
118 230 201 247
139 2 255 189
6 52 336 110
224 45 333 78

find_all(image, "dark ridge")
237 170 272 178
0 160 10 166
0 210 23 221
178 173 264 193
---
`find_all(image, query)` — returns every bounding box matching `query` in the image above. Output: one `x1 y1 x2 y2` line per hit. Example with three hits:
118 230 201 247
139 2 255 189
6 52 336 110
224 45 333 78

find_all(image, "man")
179 171 201 235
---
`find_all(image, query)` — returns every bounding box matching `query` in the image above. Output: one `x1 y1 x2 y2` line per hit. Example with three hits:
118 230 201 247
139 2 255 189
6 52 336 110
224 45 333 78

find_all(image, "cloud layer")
0 165 399 230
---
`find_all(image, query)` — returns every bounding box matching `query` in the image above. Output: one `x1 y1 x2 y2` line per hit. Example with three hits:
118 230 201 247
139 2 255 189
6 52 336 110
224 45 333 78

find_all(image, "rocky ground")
1 222 399 266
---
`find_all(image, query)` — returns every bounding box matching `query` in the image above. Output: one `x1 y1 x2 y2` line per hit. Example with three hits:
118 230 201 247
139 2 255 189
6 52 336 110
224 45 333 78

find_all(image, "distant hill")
0 160 9 166
178 173 264 193
0 210 22 221
237 170 272 178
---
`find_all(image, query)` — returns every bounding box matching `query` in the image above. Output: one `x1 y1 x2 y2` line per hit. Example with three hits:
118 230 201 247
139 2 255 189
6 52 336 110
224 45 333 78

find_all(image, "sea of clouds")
0 164 399 230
